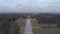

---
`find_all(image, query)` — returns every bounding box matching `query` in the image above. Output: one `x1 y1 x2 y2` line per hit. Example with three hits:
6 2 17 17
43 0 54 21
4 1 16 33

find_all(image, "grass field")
20 19 26 27
20 19 27 34
31 19 42 34
44 27 60 34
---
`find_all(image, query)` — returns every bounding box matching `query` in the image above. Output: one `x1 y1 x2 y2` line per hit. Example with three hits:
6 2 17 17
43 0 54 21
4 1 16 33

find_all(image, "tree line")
0 14 21 34
36 13 60 27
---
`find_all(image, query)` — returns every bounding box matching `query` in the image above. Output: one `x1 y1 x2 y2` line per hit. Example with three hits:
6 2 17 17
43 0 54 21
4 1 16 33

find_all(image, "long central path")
24 19 33 34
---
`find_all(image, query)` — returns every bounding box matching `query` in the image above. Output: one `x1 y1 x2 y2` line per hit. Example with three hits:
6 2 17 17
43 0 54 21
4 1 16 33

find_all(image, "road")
24 19 33 34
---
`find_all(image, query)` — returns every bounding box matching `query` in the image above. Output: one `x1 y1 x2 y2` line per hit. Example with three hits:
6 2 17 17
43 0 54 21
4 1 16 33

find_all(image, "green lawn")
20 19 27 27
20 19 27 34
44 27 60 34
31 19 42 34
31 19 38 27
32 28 42 34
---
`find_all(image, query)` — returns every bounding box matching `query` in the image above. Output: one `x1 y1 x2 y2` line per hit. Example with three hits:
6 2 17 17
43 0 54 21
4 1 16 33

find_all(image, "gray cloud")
0 0 60 13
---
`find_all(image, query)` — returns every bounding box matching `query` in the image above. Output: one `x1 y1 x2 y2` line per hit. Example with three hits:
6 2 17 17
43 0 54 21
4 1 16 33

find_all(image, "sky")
0 0 60 13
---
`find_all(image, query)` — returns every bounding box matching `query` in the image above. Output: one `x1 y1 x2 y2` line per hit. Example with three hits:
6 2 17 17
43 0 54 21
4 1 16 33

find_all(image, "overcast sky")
0 0 60 13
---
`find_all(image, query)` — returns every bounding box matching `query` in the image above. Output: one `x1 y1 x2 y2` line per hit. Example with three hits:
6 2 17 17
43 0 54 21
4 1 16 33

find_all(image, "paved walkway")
24 19 33 34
